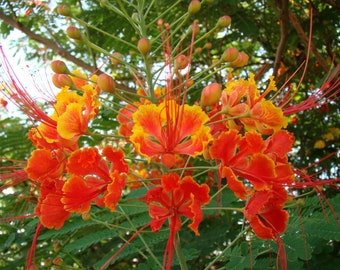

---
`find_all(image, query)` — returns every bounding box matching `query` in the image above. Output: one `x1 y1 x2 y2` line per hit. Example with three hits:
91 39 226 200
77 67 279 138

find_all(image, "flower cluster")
2 7 327 269
26 53 297 270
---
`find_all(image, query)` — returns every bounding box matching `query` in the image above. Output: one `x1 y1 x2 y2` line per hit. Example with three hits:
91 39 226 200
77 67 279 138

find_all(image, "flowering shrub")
0 1 339 270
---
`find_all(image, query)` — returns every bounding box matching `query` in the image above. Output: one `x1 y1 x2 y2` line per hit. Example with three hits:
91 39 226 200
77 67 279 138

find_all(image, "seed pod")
221 47 239 62
66 26 82 40
97 73 115 93
51 60 70 74
217 15 231 28
137 38 151 56
188 0 201 15
201 83 222 106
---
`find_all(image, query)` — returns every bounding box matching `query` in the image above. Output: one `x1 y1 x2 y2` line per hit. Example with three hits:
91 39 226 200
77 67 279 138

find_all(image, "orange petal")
26 149 65 182
36 179 70 229
67 147 109 180
243 153 276 190
209 130 242 163
102 145 129 173
104 171 126 211
132 103 163 142
57 103 87 139
162 172 180 192
221 166 250 200
62 175 104 213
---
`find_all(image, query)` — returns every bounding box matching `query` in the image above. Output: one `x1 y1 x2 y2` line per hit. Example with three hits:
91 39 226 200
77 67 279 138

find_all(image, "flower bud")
195 47 202 54
186 79 195 87
51 60 70 74
231 52 249 68
201 83 222 106
66 26 82 40
55 5 71 16
204 42 212 50
97 73 115 93
111 52 122 65
175 54 189 70
52 74 75 89
137 38 151 56
188 0 201 15
221 47 239 62
217 16 231 28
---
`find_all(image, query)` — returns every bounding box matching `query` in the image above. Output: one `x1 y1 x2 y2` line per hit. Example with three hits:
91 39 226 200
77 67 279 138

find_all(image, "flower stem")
175 233 189 270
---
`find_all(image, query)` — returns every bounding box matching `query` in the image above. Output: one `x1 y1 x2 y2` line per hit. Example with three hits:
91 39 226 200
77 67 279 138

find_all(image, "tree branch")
0 11 97 72
0 11 134 92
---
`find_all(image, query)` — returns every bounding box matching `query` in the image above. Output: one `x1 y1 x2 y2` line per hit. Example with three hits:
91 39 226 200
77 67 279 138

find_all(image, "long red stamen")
0 46 57 127
26 222 43 270
283 63 340 115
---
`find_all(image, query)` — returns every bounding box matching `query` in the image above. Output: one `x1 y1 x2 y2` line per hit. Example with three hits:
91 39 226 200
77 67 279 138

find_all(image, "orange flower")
35 179 71 229
25 149 66 182
219 74 287 134
62 146 128 213
56 86 100 140
146 173 210 269
244 187 289 240
130 100 211 167
210 129 294 199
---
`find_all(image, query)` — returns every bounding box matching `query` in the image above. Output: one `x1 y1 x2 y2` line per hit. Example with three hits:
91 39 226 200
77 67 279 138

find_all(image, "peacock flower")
244 187 289 240
55 86 100 140
62 146 128 213
130 99 212 167
209 129 294 199
219 74 287 134
25 149 67 182
27 85 100 151
35 178 71 230
146 173 210 269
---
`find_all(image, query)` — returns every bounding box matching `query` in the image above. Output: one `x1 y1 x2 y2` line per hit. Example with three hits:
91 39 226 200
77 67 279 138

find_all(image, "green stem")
175 233 189 270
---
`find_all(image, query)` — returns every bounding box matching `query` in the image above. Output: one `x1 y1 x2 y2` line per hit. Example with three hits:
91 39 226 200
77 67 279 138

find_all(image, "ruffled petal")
67 147 109 179
103 146 129 173
36 179 70 229
221 166 251 200
209 130 242 163
104 171 126 211
25 149 66 182
62 175 104 213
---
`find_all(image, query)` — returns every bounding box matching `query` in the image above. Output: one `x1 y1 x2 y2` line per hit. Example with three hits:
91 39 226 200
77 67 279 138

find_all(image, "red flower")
62 146 128 213
146 173 210 269
35 179 71 229
244 187 289 240
25 149 66 182
130 100 211 167
210 129 294 199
